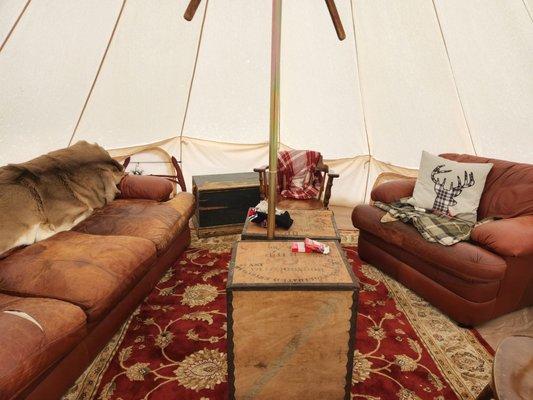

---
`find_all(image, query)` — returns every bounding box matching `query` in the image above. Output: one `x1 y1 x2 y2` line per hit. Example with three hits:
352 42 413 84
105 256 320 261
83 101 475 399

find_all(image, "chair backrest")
440 153 533 219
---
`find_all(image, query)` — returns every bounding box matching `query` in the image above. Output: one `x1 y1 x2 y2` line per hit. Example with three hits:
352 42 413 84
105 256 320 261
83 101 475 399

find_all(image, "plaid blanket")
374 200 475 246
277 150 323 200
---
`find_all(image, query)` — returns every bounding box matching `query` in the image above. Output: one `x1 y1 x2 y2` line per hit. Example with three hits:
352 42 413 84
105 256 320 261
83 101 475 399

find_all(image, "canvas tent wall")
0 0 532 206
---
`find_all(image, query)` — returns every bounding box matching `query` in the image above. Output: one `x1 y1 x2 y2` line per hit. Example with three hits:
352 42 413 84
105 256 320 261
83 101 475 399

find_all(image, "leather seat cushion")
0 231 156 321
73 192 195 254
0 294 86 399
352 205 507 284
360 231 501 303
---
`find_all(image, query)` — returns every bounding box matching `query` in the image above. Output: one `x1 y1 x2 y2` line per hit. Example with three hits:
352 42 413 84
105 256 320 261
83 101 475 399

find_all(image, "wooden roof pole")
325 0 346 41
267 0 344 238
266 0 282 239
184 0 201 21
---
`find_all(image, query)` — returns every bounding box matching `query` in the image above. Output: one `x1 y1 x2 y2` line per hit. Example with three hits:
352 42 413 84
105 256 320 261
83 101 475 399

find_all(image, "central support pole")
267 0 282 239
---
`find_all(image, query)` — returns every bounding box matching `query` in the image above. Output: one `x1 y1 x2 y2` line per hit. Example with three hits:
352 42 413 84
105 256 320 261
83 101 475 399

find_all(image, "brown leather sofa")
353 154 533 326
0 192 195 400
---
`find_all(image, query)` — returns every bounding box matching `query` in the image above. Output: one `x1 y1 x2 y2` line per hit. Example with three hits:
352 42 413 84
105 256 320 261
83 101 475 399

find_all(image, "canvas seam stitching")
179 0 210 165
430 0 478 156
0 0 32 54
67 0 128 147
349 0 373 203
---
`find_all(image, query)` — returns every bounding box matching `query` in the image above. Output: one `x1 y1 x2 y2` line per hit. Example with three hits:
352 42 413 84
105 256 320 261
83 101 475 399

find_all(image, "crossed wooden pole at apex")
183 0 346 41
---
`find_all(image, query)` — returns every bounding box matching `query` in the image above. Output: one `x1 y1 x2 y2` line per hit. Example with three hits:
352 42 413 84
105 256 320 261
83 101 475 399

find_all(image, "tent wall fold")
107 136 416 207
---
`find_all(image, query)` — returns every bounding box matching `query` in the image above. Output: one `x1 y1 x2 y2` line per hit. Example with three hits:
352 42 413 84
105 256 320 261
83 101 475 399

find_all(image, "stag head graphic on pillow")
431 165 475 215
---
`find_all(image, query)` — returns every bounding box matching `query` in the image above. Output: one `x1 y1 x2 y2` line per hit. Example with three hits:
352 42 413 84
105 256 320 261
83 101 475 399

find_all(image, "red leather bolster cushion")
371 178 416 204
471 215 533 257
118 175 173 202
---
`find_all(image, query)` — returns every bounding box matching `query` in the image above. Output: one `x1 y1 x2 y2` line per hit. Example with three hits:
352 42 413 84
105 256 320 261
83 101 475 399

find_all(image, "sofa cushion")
119 174 174 201
352 205 506 284
441 154 533 219
0 294 86 399
0 231 156 321
73 192 195 254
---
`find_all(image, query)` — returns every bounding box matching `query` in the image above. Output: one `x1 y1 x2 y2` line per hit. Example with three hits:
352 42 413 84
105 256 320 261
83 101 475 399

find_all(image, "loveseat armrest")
471 215 533 257
371 178 416 204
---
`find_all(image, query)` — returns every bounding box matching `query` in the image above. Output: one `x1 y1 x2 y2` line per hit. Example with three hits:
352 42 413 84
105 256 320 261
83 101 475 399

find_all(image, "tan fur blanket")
0 141 125 255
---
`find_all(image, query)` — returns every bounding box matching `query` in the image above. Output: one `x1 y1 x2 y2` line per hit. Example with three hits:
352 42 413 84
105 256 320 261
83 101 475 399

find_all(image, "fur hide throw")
0 141 124 256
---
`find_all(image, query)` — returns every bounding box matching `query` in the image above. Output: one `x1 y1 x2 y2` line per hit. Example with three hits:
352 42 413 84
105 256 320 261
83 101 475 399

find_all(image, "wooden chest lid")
228 240 358 289
242 209 339 240
193 172 258 191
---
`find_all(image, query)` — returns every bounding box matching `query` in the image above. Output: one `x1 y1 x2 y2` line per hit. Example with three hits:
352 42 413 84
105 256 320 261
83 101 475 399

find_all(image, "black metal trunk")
192 172 260 237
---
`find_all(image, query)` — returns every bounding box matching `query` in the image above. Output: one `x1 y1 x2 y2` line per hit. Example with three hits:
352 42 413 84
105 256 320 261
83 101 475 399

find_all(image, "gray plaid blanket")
374 201 475 246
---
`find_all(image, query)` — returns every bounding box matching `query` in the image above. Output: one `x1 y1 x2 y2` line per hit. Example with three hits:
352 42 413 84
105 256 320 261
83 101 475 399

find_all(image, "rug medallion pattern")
64 232 492 400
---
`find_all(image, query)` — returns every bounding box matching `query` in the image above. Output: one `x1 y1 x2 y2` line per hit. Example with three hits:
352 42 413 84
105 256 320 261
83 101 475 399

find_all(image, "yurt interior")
1 1 532 399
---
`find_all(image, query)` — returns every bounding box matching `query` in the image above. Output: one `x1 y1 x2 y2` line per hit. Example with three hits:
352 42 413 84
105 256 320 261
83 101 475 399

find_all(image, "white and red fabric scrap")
277 150 323 200
291 238 330 255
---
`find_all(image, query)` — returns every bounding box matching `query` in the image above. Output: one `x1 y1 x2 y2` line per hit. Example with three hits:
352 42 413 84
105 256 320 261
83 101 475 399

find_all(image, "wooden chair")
254 154 339 210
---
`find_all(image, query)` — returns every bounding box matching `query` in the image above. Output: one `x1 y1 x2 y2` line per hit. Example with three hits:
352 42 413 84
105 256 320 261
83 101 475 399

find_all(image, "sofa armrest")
471 216 533 257
166 192 196 221
371 178 416 204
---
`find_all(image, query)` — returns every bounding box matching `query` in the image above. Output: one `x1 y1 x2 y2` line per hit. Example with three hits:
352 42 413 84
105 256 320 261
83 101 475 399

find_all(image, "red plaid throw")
277 150 323 199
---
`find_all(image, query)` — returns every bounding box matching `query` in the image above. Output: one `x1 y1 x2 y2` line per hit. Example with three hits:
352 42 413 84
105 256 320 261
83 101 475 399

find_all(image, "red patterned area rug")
64 232 493 400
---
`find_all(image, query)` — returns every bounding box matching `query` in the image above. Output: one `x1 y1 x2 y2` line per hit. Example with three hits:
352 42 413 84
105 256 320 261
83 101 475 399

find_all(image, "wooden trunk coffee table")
227 240 359 400
241 208 341 241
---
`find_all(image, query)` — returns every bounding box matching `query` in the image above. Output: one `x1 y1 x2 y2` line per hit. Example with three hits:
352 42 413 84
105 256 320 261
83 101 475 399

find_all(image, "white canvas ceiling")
0 0 532 206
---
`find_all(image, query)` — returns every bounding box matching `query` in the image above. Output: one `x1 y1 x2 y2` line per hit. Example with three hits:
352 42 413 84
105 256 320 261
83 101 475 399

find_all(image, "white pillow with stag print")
408 151 493 222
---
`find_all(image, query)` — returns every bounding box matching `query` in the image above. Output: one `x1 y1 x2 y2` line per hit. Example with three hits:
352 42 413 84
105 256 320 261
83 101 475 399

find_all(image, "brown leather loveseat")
353 154 533 326
0 192 195 399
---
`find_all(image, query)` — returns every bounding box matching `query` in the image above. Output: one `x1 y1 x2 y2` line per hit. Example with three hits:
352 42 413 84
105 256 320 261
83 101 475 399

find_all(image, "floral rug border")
377 269 492 399
64 311 137 400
